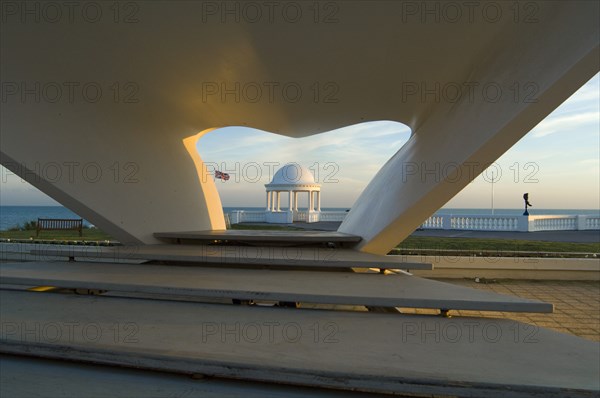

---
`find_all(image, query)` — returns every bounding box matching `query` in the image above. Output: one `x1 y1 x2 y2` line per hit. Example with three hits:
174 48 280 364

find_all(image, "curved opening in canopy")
193 120 412 210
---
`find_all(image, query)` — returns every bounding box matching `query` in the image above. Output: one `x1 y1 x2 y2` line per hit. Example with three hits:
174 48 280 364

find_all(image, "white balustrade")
420 214 598 232
228 210 348 224
229 211 266 224
294 211 308 222
528 215 577 231
228 210 599 231
318 212 348 222
421 216 444 229
582 216 600 230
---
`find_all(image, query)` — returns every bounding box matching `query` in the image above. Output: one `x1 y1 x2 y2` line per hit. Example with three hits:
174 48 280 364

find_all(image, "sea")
1 205 598 231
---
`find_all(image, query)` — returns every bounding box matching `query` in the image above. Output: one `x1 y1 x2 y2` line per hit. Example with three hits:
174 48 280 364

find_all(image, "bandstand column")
266 191 271 211
317 191 321 211
288 190 293 210
276 192 281 211
293 192 298 211
309 190 313 211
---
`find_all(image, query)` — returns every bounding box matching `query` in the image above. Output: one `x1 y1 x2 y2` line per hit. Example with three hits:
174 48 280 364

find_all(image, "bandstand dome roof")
270 164 317 185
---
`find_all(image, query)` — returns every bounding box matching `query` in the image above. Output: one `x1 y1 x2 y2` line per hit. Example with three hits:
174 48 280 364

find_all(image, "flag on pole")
215 170 230 181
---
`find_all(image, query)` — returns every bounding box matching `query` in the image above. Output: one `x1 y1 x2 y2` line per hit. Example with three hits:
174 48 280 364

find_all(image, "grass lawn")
0 223 299 243
231 225 598 256
1 225 597 257
0 228 113 242
396 236 599 256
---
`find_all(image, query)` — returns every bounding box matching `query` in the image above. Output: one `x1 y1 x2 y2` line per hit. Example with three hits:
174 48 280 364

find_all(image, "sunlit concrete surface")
401 279 600 342
0 261 553 312
1 1 598 251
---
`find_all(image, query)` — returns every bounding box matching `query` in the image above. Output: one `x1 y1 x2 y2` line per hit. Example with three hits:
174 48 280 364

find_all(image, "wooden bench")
36 218 83 237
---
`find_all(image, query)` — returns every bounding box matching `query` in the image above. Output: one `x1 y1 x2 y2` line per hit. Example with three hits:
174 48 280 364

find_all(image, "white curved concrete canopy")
1 1 598 251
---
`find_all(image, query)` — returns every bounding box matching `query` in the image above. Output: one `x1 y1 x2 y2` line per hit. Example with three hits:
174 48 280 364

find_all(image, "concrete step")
0 261 551 312
0 290 597 397
29 244 433 270
1 354 385 398
154 229 362 247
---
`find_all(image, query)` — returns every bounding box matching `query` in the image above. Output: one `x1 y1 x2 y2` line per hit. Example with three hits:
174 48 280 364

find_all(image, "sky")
1 74 598 210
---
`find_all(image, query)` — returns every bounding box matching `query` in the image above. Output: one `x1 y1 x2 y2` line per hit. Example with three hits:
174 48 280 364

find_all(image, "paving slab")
0 261 551 312
0 290 597 397
29 244 432 270
436 279 600 342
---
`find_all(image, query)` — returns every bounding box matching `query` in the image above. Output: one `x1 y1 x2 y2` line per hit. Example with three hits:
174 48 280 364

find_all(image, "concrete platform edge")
1 342 594 398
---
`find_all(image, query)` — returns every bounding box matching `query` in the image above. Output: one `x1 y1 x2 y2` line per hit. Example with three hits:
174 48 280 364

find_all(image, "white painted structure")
231 211 600 232
420 214 600 232
1 2 598 253
2 4 600 395
230 164 324 224
230 210 348 225
254 164 320 223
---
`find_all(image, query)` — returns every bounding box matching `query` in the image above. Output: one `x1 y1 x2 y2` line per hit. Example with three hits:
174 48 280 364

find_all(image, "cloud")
579 158 600 165
531 111 599 138
562 73 599 104
197 121 412 207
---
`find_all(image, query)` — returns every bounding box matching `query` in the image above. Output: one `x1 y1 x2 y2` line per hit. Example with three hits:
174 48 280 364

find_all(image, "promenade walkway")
273 222 600 341
400 279 600 342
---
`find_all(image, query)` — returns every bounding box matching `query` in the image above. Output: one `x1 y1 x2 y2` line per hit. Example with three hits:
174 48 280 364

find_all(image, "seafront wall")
230 210 600 232
421 214 600 232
